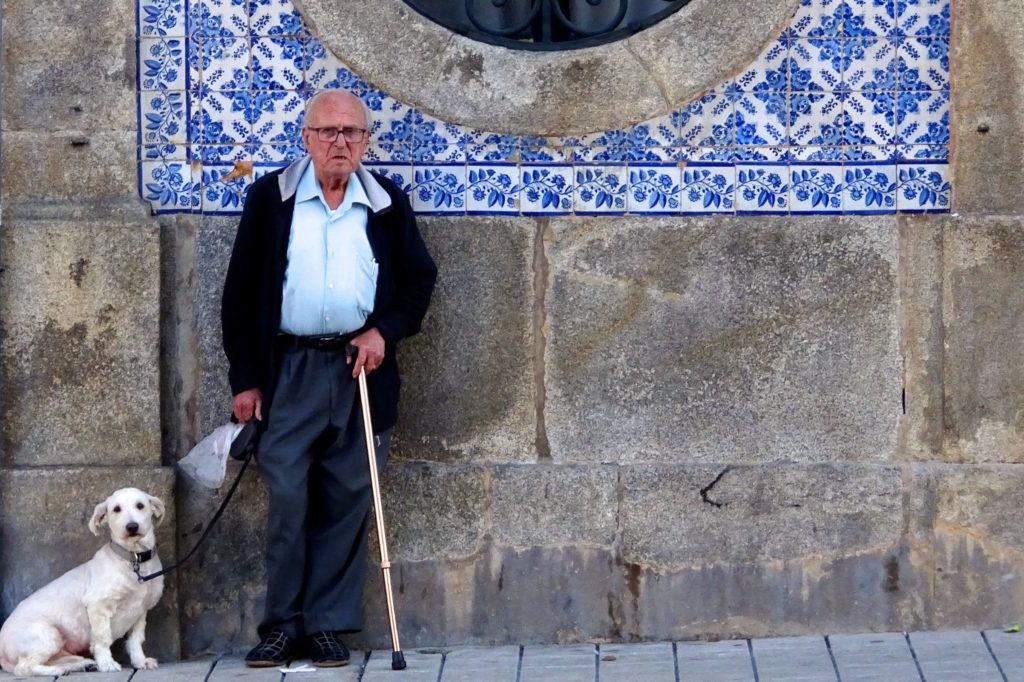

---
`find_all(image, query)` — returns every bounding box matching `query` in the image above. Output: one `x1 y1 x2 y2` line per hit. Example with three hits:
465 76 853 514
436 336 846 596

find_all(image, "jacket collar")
277 154 392 214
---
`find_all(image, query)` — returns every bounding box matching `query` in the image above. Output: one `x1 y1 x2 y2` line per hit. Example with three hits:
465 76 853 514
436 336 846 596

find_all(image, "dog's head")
89 488 166 551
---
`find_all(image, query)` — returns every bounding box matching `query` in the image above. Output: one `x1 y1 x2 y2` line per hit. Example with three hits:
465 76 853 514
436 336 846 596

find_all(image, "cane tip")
392 650 407 670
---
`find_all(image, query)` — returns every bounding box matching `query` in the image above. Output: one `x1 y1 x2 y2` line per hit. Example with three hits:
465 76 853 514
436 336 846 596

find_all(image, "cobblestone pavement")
4 630 1024 681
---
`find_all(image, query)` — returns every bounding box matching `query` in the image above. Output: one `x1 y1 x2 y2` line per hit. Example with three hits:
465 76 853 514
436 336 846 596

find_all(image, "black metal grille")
403 0 693 51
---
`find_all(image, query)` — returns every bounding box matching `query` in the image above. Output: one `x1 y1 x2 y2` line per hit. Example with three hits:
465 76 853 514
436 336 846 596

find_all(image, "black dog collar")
109 542 155 565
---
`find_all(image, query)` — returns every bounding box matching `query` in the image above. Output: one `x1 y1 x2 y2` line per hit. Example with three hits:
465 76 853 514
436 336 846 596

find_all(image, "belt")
277 331 358 351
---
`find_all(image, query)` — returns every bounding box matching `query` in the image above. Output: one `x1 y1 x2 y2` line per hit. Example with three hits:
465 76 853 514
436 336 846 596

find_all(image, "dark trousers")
256 346 390 639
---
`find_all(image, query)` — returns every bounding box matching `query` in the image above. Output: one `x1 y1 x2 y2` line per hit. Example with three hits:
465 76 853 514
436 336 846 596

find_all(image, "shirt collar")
295 162 371 214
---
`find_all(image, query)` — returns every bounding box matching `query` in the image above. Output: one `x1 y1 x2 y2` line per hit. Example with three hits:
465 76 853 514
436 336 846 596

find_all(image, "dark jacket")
221 157 437 432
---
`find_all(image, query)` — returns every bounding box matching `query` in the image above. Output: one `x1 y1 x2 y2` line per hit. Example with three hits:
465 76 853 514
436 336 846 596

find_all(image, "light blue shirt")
280 163 378 336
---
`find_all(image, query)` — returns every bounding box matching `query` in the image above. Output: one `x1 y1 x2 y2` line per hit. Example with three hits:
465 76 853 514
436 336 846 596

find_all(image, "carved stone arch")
293 0 801 135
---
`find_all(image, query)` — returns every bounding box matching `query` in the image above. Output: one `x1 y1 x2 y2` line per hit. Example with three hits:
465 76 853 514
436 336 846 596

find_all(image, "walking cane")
356 362 408 671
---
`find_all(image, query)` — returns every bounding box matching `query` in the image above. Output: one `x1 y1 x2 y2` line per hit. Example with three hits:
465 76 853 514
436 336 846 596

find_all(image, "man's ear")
88 500 109 536
148 494 166 526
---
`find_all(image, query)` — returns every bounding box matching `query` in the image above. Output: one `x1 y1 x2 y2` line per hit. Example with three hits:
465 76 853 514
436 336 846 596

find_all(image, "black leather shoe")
307 631 351 667
245 630 297 667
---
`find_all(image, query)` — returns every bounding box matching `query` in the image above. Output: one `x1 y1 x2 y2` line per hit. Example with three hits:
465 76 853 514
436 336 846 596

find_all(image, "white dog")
0 488 166 676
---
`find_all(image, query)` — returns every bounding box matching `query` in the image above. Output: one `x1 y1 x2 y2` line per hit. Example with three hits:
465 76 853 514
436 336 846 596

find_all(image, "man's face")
301 94 369 183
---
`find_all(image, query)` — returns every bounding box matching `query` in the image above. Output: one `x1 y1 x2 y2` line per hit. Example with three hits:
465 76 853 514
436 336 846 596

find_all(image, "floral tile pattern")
136 0 951 215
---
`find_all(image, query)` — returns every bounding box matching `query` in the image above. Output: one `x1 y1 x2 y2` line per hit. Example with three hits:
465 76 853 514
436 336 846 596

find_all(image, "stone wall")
1 0 1024 662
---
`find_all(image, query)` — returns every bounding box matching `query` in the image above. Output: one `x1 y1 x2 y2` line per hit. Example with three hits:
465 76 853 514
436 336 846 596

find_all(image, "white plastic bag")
177 423 244 489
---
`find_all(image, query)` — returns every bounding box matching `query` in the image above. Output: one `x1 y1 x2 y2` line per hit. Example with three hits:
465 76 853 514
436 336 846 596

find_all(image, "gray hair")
303 90 373 130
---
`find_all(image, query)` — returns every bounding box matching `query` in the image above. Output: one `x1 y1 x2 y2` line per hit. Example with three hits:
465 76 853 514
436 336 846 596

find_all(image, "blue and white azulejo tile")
135 0 951 215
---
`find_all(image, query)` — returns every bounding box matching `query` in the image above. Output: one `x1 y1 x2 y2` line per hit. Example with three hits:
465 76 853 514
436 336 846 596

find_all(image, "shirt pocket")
357 255 379 316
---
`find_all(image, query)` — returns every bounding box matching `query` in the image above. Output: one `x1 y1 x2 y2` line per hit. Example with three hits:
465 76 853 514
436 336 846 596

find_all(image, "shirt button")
328 283 334 289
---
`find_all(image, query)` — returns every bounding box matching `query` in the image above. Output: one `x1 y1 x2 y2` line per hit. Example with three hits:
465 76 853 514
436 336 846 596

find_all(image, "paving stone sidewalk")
5 630 1024 681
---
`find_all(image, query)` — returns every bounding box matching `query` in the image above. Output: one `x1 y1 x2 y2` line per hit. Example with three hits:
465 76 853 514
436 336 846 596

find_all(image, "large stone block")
952 0 1024 214
2 131 140 203
2 0 136 132
942 217 1024 462
395 217 536 462
914 464 1024 629
0 467 178 661
193 216 537 461
545 216 901 463
0 220 161 466
620 463 904 568
491 464 617 548
616 463 921 638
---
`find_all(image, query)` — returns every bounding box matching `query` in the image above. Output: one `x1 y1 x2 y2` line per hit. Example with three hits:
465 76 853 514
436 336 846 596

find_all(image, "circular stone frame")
294 0 800 135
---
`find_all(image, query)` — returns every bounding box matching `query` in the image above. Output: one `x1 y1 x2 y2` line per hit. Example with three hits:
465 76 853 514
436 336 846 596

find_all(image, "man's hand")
347 327 385 377
232 388 263 422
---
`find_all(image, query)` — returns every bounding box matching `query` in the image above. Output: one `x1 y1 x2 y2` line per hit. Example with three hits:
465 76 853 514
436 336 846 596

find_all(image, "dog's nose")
126 522 139 535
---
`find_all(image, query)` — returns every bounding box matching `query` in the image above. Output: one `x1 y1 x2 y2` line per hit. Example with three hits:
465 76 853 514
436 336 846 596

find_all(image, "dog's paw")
132 657 158 670
96 659 122 672
84 663 99 672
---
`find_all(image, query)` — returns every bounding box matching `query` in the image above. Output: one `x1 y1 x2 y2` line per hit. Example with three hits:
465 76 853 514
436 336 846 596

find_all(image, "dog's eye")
136 502 145 510
112 506 121 513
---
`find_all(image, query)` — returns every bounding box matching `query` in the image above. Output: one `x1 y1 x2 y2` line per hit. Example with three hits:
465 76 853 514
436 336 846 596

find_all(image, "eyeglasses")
306 126 369 143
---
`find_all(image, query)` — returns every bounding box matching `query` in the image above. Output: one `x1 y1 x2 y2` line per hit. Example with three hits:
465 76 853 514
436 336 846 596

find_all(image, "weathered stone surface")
545 216 901 464
942 217 1024 462
908 631 1004 682
357 545 622 648
598 642 675 682
914 465 1024 629
897 216 945 461
614 464 922 639
381 462 487 561
440 645 521 682
395 217 536 462
620 464 904 568
491 464 617 548
952 0 1024 214
2 131 140 203
2 0 136 132
175 463 267 657
194 216 537 461
675 640 753 681
0 220 161 465
628 0 798 109
194 216 236 438
159 214 203 464
0 467 178 661
295 0 798 134
750 636 834 680
519 644 596 682
829 632 920 682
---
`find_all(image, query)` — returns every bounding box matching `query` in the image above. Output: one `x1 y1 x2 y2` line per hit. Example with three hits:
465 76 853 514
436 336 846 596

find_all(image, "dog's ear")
89 500 109 536
148 494 166 526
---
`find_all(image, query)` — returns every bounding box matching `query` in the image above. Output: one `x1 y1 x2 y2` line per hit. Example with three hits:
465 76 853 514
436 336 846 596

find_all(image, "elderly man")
221 90 436 667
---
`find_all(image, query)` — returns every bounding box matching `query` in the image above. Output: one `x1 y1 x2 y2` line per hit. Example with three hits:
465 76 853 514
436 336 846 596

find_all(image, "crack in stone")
623 40 672 112
700 467 732 508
